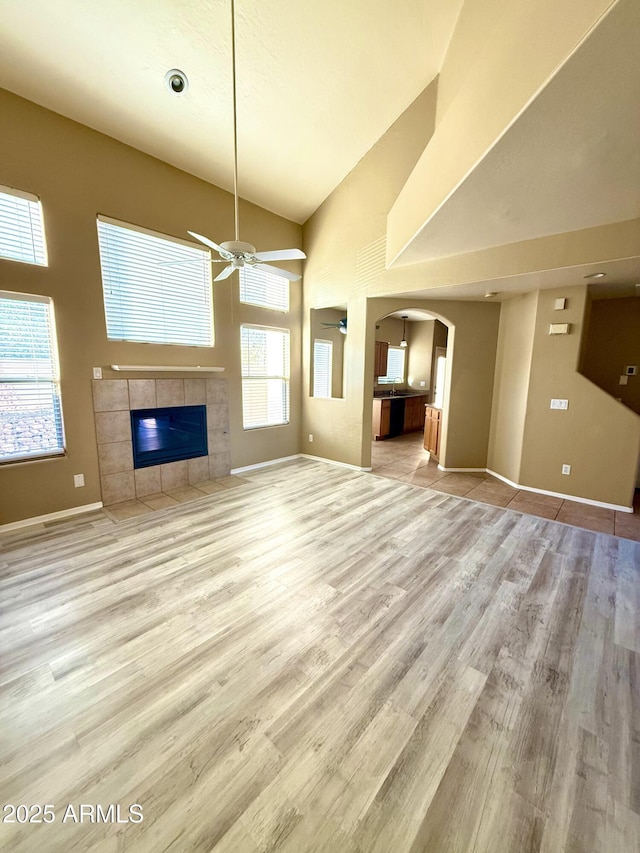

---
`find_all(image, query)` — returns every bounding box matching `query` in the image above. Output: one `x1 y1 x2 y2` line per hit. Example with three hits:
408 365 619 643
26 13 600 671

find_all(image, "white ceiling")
0 0 463 224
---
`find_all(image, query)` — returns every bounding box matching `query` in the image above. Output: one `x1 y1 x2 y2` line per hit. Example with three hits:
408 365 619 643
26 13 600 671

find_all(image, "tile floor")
371 431 640 541
102 475 252 521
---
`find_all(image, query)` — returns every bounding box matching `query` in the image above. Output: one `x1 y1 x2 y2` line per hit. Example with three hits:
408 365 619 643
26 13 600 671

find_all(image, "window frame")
313 339 333 398
0 290 66 465
240 323 290 430
239 266 289 312
378 345 406 384
96 215 214 347
0 184 48 267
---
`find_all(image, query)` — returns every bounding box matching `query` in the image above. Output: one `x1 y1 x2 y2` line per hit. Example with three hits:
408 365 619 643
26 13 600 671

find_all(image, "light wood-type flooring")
371 432 640 540
1 459 639 852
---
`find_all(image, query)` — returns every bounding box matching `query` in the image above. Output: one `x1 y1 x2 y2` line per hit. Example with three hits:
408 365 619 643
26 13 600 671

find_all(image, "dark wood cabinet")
372 398 391 440
374 340 389 377
424 405 442 458
372 394 427 440
404 395 427 432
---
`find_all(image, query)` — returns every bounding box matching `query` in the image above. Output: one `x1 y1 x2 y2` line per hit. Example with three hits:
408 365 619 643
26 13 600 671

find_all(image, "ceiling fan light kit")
187 0 305 281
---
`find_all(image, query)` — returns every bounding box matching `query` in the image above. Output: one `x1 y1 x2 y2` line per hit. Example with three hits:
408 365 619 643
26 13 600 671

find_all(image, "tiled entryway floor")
371 432 640 541
103 475 252 522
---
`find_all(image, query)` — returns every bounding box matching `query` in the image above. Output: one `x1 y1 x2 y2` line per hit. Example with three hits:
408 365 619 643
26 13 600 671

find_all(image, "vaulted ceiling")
0 0 463 224
2 0 639 299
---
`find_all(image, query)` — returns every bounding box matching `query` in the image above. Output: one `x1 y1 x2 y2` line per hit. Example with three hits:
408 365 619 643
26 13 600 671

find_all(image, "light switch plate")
550 398 569 410
625 365 637 376
554 298 566 310
93 367 102 379
619 375 629 385
73 474 85 488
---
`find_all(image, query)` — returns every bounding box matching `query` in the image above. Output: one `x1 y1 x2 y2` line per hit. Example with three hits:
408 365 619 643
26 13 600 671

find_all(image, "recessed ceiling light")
484 291 497 298
165 69 189 95
583 272 606 279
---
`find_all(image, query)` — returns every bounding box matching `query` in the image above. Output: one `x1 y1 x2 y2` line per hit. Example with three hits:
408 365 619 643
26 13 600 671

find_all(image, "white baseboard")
0 501 104 534
231 455 301 474
486 469 632 513
437 466 487 473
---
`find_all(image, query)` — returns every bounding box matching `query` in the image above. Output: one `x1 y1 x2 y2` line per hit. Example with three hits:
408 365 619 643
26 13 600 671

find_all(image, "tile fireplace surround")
92 377 231 506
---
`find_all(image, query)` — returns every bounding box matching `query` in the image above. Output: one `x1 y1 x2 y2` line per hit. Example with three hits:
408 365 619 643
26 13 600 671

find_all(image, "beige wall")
581 296 640 415
387 0 619 264
519 286 638 506
488 292 538 482
301 80 499 473
0 89 302 524
489 286 639 507
407 320 434 394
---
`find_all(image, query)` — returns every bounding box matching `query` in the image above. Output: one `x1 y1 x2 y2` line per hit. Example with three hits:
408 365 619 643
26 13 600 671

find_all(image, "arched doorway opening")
371 307 452 470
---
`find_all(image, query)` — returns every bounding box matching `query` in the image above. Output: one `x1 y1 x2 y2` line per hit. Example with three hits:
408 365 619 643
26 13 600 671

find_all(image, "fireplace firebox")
130 405 207 469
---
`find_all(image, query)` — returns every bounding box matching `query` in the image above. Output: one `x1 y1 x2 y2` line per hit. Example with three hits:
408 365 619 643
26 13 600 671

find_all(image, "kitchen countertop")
373 391 428 399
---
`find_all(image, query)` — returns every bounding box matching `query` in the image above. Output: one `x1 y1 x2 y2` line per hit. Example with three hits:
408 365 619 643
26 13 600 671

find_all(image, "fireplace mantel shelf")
110 365 224 373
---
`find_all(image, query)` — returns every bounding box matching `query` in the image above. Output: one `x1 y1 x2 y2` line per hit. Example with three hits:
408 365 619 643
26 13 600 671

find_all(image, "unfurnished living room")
1 1 639 851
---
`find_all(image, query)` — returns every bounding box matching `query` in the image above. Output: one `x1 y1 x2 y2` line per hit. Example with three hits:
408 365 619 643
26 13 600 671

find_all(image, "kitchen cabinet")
372 397 391 440
424 405 442 458
374 340 389 377
372 394 427 440
404 395 427 432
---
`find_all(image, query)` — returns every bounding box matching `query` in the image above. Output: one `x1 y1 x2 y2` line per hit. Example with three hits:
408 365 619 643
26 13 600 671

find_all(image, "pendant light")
400 315 408 348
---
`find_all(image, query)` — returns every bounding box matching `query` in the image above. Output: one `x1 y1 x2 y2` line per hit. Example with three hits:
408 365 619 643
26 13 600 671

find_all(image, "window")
241 325 290 429
313 339 332 398
97 216 213 346
378 346 406 384
0 185 47 266
239 266 289 312
0 292 65 463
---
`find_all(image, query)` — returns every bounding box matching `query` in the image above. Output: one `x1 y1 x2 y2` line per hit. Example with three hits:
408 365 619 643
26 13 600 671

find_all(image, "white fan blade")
252 248 306 262
255 263 301 282
187 231 227 254
214 264 235 281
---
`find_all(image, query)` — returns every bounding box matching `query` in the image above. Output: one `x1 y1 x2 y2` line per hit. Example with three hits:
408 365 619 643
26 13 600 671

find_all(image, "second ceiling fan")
188 0 305 282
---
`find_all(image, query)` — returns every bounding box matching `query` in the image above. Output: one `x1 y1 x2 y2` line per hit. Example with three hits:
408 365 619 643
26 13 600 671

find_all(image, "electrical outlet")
619 375 628 386
308 434 313 443
550 399 569 410
73 473 85 488
562 464 571 476
93 367 102 379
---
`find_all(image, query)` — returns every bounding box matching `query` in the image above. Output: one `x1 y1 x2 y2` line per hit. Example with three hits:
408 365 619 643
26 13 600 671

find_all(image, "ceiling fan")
322 317 347 335
188 0 305 282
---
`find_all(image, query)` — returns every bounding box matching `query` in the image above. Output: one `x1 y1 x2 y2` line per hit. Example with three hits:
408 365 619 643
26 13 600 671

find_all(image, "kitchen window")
97 216 213 346
240 325 290 428
0 291 65 463
378 346 406 384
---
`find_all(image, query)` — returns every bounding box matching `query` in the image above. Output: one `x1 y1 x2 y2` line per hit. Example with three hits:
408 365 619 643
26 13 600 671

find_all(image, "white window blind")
0 185 47 266
0 292 65 463
241 325 290 429
97 216 213 346
378 346 406 384
313 339 332 398
239 266 289 312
